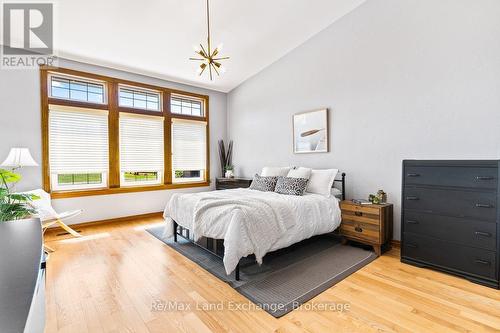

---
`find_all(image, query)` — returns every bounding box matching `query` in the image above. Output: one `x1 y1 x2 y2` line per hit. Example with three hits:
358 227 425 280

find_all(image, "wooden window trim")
49 182 211 199
40 66 210 198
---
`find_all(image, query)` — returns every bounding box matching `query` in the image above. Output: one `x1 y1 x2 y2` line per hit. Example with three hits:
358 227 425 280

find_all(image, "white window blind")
172 118 207 175
119 113 164 172
49 105 109 174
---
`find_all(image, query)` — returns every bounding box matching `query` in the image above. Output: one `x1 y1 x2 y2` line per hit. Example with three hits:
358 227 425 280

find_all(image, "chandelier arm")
212 63 220 76
209 63 213 80
199 44 208 58
206 0 211 55
189 58 205 61
199 65 207 76
213 57 230 60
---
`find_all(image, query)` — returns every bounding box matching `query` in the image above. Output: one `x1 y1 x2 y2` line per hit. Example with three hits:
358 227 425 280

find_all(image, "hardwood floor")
44 217 500 333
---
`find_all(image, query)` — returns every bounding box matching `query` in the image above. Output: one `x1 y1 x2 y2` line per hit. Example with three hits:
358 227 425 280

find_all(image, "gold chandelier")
190 0 229 80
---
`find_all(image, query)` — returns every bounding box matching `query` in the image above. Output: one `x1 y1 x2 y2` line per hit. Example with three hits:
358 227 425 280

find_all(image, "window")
41 68 210 197
49 74 106 104
172 118 207 183
48 105 109 191
171 95 203 116
119 113 164 186
119 85 161 111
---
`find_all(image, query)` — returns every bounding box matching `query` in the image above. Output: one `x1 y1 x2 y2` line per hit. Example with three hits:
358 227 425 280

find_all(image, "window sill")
49 181 211 199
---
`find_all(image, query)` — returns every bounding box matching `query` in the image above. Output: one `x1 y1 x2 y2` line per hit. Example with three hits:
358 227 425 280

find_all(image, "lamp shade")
1 148 39 168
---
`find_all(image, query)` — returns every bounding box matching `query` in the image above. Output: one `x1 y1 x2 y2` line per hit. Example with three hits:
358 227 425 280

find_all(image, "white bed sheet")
163 188 342 274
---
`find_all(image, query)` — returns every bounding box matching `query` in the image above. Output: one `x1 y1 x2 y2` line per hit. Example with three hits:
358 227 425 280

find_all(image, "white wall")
0 58 227 224
227 0 500 240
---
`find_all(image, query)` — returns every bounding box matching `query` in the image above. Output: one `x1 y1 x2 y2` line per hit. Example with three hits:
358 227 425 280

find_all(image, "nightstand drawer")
340 202 380 216
342 210 380 226
340 220 380 243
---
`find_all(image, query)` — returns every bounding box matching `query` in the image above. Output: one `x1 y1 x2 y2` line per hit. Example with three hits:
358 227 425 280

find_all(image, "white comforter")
163 188 341 274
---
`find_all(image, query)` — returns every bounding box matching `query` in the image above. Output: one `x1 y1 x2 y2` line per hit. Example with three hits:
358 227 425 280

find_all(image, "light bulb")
193 44 202 53
216 43 224 52
219 65 226 74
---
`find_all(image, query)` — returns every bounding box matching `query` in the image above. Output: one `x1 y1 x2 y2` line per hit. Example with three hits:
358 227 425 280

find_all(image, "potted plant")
225 165 234 178
0 169 39 222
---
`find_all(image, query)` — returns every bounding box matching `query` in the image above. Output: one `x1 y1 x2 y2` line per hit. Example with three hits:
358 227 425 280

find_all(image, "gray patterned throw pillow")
274 176 309 196
249 174 278 192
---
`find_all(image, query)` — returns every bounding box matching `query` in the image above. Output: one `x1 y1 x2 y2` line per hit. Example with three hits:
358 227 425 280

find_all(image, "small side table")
339 200 393 256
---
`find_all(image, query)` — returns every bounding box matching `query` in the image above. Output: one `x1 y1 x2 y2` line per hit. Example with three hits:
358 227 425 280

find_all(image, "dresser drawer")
404 166 498 189
340 219 380 243
404 187 497 221
403 211 497 251
403 233 497 280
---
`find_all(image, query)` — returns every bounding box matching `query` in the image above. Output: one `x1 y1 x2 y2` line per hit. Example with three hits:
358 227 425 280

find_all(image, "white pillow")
331 188 342 198
287 167 312 179
261 166 291 177
306 169 339 197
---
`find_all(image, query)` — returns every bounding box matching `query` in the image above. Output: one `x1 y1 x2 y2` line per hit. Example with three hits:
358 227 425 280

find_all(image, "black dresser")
402 160 499 289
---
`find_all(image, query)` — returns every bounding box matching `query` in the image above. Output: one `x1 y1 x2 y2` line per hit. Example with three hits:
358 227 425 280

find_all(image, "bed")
162 173 346 280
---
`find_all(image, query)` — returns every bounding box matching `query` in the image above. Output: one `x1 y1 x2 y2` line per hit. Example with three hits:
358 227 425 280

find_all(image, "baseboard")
391 239 401 248
47 211 163 233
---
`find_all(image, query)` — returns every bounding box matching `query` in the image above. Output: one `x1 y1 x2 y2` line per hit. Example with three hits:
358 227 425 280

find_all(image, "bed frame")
172 172 346 281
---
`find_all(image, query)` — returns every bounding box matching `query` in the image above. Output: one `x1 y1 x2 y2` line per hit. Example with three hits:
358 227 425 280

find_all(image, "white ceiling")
51 0 366 92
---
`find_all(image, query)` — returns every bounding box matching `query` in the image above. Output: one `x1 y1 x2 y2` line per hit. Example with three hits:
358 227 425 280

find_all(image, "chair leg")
44 244 55 253
56 219 82 238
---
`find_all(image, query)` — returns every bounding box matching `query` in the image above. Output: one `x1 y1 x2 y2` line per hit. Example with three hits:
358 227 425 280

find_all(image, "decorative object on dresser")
402 160 500 289
293 109 328 154
224 165 234 178
340 200 393 256
217 139 233 177
215 177 252 190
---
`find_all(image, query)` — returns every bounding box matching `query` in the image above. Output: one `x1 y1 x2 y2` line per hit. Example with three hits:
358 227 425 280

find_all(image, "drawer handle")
406 196 419 201
406 243 418 248
474 231 492 237
475 259 491 266
407 220 419 224
407 173 420 177
476 176 494 181
354 212 363 216
475 203 493 208
354 226 363 233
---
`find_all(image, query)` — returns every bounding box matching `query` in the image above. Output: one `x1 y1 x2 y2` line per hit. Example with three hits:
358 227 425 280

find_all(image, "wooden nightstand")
340 200 393 256
215 178 252 190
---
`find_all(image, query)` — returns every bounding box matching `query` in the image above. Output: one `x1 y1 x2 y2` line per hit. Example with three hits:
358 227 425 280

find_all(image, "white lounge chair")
26 189 82 252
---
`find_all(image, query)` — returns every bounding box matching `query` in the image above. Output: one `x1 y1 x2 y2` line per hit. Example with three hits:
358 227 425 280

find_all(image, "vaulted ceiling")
52 0 366 92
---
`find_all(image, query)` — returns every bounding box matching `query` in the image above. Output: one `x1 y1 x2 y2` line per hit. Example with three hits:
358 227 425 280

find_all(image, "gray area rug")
147 225 377 317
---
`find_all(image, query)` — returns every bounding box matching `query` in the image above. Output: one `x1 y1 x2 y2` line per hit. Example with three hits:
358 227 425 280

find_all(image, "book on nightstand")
351 199 372 205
